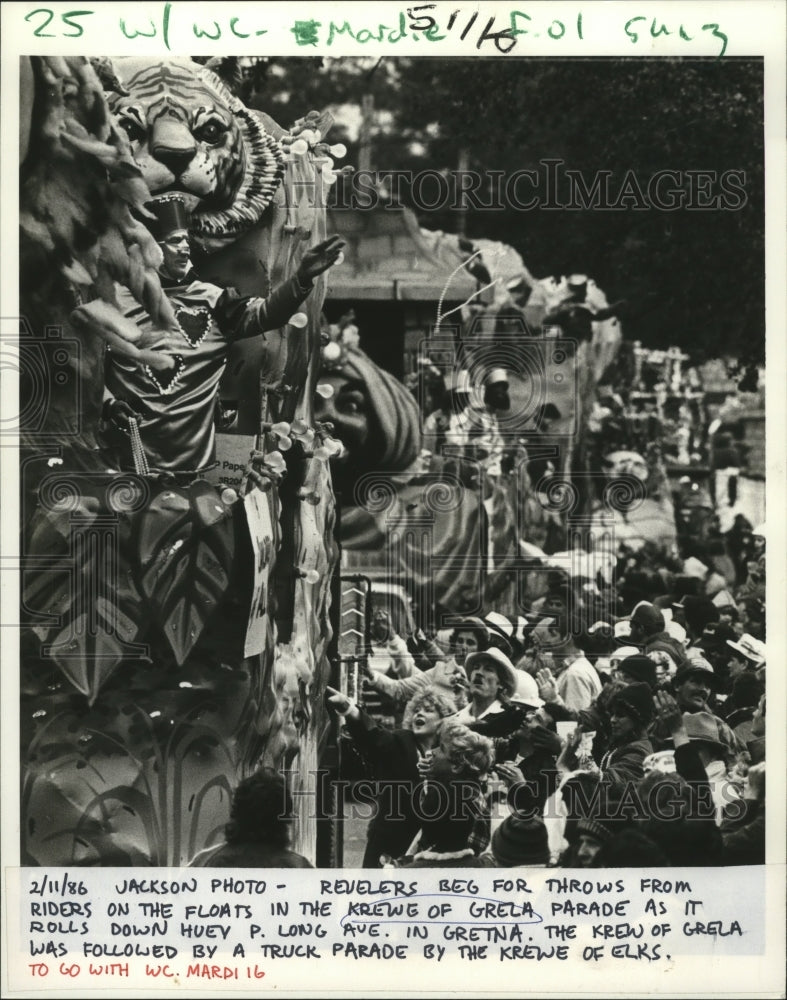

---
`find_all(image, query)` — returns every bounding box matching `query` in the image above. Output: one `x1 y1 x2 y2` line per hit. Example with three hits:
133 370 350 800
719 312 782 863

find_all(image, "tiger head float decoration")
102 57 285 253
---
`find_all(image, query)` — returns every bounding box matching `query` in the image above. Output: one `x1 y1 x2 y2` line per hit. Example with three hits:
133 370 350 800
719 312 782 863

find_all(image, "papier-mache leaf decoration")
135 481 237 665
41 593 146 705
22 479 148 704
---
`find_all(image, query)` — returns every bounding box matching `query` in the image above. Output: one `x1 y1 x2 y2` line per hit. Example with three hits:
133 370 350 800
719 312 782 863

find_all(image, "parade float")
19 56 340 865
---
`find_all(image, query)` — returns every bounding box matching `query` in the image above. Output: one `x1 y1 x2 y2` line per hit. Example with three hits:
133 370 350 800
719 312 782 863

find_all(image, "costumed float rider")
102 193 344 479
314 344 496 617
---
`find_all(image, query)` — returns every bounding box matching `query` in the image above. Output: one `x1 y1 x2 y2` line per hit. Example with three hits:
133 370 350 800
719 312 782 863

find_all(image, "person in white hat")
452 647 521 724
362 618 496 715
483 367 511 404
726 633 766 676
484 611 516 656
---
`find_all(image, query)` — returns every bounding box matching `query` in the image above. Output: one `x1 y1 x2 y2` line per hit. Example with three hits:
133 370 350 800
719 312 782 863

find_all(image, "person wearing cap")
677 595 720 643
582 620 617 681
452 647 521 724
671 654 717 712
651 657 744 759
615 653 658 690
624 601 685 664
564 683 654 787
484 812 551 867
104 194 345 476
691 621 738 689
362 617 491 712
626 601 665 648
560 814 618 868
717 634 766 727
575 653 656 764
652 692 743 827
726 633 766 676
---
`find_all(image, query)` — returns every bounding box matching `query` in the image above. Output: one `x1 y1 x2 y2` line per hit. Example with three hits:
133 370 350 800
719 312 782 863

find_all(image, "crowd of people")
327 556 767 867
186 290 767 871
311 313 767 868
95 191 766 873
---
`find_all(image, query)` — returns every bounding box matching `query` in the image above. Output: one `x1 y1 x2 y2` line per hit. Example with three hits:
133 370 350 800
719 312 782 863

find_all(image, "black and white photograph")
2 1 785 996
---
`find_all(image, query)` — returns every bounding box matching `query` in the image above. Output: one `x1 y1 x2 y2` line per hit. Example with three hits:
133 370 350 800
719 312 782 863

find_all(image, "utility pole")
358 92 374 173
456 146 469 235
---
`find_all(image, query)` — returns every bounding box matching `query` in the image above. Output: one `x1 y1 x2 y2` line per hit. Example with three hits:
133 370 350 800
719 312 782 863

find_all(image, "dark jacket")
600 736 653 786
495 745 560 817
640 741 724 866
343 710 427 868
720 800 765 865
578 678 627 761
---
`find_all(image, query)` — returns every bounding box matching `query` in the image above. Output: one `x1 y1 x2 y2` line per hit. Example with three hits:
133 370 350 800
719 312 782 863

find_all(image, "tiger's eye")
195 121 226 144
119 118 145 143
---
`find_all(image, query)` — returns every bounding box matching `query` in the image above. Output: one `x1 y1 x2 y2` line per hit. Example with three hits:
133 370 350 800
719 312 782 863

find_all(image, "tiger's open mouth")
151 190 203 213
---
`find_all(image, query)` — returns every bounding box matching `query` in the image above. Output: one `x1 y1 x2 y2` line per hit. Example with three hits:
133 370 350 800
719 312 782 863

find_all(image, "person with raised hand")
99 193 344 477
326 684 456 868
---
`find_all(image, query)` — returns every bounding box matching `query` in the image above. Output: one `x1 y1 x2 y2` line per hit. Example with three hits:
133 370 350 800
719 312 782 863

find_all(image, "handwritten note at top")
21 4 729 58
